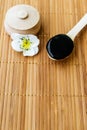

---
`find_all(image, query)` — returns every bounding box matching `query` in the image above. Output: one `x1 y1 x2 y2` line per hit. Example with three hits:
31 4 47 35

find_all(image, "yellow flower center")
21 38 32 50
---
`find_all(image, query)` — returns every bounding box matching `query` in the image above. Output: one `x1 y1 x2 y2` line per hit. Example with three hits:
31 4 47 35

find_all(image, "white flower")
11 33 40 56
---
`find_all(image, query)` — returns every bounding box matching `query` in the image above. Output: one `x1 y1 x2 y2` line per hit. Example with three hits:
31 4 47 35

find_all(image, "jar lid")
4 4 41 35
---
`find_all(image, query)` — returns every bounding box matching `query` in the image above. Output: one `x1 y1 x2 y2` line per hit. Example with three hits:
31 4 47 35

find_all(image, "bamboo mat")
0 0 87 130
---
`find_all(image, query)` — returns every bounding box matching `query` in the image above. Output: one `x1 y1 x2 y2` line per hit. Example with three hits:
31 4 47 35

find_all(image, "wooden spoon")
46 14 87 60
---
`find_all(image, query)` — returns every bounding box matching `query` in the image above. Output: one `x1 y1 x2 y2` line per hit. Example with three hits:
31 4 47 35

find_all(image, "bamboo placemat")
0 0 87 130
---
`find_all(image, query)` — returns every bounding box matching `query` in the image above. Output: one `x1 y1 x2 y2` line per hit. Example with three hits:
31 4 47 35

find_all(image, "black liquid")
46 34 74 60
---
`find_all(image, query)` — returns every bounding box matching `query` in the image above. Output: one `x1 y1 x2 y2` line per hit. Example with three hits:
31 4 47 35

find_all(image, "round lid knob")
4 4 41 35
17 10 28 19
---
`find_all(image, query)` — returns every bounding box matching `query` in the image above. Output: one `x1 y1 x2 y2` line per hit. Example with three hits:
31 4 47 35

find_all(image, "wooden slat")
0 96 87 130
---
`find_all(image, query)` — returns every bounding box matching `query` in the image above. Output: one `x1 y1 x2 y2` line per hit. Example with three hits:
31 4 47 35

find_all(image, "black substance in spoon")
46 34 74 60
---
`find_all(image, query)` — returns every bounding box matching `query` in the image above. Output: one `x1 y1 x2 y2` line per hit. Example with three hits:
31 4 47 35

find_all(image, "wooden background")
0 0 87 130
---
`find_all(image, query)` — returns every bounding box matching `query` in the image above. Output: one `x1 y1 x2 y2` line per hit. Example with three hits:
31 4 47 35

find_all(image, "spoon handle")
67 14 87 40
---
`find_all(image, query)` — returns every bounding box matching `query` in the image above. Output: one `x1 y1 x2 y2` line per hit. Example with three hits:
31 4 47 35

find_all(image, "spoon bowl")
46 34 74 60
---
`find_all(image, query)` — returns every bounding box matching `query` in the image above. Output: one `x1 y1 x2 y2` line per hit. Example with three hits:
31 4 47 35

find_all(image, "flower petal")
31 39 40 48
11 33 21 40
27 35 40 47
23 47 39 56
11 33 27 40
33 47 39 54
11 40 22 52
